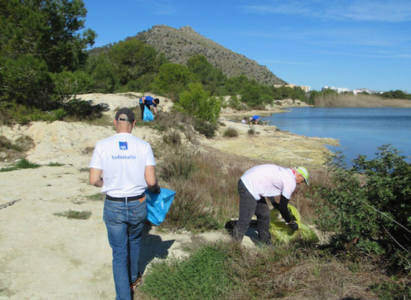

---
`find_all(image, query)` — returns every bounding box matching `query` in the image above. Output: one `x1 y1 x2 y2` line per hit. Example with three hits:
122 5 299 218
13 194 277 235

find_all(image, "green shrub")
371 278 411 299
0 101 63 125
160 147 198 181
223 127 238 137
316 145 411 270
194 118 218 138
15 159 40 169
163 131 181 145
53 210 92 220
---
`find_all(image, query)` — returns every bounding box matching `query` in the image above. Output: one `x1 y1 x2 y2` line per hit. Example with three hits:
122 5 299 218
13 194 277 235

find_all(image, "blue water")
260 107 411 166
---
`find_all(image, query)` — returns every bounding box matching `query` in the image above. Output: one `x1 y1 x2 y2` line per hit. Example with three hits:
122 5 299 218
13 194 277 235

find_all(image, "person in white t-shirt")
89 108 160 300
232 164 309 246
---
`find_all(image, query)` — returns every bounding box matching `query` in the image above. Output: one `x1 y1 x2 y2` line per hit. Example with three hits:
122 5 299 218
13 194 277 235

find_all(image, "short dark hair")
154 98 160 104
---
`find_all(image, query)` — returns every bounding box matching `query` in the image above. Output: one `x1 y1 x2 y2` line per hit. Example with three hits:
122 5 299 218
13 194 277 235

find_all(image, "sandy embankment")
0 93 338 300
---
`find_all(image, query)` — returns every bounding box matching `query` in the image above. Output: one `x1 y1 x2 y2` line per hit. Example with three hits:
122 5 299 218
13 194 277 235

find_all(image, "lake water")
260 107 411 166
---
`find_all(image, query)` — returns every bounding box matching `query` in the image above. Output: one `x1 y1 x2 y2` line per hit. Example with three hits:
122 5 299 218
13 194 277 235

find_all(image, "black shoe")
130 274 143 292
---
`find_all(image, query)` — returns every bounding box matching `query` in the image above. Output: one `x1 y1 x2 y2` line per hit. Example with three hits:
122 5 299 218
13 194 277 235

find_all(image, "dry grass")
315 93 411 108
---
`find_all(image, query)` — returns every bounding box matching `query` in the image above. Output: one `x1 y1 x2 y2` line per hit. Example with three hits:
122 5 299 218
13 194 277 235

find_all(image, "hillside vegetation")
132 25 286 86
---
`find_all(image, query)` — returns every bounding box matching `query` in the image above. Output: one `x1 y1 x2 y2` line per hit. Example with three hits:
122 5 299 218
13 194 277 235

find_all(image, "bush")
176 82 221 124
163 131 181 145
63 99 106 120
223 127 238 137
316 145 411 270
194 118 218 138
53 210 92 220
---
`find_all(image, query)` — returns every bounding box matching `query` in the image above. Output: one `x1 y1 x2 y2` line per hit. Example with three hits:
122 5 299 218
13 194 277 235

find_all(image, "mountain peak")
133 25 286 86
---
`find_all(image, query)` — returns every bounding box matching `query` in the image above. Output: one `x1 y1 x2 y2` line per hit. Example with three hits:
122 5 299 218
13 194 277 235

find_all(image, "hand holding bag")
146 188 176 226
143 106 154 122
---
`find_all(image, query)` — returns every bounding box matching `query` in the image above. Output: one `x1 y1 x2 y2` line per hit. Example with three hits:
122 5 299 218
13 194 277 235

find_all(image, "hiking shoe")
130 275 143 291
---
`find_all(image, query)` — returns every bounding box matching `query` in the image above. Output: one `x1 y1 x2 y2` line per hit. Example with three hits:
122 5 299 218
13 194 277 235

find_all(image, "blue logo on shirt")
119 141 128 150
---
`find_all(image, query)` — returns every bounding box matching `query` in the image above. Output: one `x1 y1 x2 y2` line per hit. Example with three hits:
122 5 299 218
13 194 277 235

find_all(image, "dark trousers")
140 103 151 119
233 179 271 244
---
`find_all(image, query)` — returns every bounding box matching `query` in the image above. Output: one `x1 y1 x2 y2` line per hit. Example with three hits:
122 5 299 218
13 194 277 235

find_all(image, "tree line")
0 0 308 126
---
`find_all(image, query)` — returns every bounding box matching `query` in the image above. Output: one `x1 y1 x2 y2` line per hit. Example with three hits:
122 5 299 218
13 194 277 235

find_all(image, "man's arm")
152 106 158 116
89 168 103 187
145 165 159 192
276 195 299 230
276 195 292 223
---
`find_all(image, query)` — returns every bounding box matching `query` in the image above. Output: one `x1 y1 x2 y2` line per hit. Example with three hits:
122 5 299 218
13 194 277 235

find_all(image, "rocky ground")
0 93 338 300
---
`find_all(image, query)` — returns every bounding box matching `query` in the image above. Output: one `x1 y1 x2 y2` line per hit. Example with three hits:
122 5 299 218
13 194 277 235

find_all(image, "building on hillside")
274 84 311 92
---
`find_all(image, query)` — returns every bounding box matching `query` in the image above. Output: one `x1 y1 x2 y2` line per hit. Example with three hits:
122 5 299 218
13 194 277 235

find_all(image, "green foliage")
381 90 411 100
63 99 106 120
160 147 198 181
1 55 57 108
153 63 194 101
371 278 411 299
140 245 233 300
0 137 23 152
53 210 92 220
316 145 411 270
15 159 40 169
0 0 96 119
227 95 246 110
187 55 226 95
52 70 94 97
1 158 41 172
108 39 159 87
162 131 182 145
194 118 218 138
47 162 64 167
0 101 68 125
82 52 116 93
174 82 220 138
177 82 221 124
0 0 95 73
240 80 264 107
223 127 238 137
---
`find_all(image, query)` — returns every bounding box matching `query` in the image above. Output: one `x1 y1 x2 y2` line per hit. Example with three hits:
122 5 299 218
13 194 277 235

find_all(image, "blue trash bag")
143 106 154 122
145 188 176 226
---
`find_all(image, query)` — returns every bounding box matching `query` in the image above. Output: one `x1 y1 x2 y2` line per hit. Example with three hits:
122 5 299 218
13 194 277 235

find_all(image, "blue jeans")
103 198 147 300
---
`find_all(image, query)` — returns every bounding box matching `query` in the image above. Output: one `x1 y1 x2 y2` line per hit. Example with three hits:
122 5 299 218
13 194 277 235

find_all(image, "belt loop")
125 197 128 204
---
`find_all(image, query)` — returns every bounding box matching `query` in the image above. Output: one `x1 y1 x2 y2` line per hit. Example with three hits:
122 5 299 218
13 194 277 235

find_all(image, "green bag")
269 204 319 243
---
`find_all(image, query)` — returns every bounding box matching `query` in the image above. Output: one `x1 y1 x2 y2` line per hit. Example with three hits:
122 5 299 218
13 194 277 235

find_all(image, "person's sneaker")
130 274 143 292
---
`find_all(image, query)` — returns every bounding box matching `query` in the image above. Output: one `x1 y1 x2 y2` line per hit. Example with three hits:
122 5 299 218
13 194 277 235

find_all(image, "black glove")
151 185 161 194
287 221 299 231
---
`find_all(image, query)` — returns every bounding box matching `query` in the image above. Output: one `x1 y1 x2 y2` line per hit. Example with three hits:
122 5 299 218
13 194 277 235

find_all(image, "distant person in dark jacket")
139 96 160 120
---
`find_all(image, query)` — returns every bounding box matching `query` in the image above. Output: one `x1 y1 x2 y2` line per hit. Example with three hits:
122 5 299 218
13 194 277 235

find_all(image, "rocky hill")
129 25 286 86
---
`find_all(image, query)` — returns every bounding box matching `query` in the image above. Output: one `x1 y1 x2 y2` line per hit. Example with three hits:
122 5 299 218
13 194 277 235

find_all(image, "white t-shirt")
240 164 296 200
89 133 156 197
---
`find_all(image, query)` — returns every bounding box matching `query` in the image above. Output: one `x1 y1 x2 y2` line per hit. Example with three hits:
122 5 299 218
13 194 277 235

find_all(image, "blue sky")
82 0 411 92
